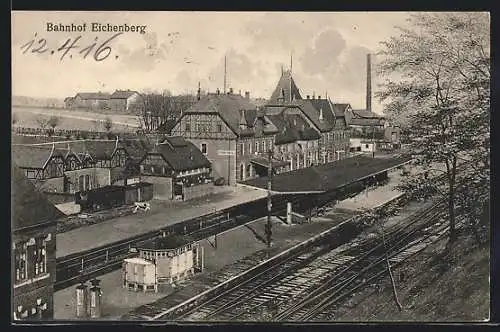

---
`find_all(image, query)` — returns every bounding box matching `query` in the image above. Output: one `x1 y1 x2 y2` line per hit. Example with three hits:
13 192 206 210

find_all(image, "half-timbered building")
11 145 66 193
12 165 62 321
139 136 211 200
171 91 283 185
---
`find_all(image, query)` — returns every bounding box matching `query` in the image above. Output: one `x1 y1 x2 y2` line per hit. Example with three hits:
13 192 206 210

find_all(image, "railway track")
176 198 446 321
55 194 309 290
56 158 471 292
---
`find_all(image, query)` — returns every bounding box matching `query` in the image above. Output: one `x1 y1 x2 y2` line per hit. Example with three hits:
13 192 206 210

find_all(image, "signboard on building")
217 150 235 156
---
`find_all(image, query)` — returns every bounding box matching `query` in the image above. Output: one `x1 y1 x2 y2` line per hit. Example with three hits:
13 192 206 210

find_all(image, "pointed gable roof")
269 70 303 103
183 93 256 135
11 164 63 231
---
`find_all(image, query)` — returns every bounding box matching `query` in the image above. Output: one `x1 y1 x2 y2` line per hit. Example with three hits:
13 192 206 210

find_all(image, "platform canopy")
242 155 411 194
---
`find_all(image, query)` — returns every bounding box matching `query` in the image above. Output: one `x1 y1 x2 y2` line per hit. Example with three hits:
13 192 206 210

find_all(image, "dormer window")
319 108 324 121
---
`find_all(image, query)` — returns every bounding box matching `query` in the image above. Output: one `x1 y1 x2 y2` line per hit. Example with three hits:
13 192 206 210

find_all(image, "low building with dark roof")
344 108 388 153
12 165 63 320
109 90 143 113
12 145 66 193
241 155 410 194
72 92 111 110
123 235 203 291
139 136 212 200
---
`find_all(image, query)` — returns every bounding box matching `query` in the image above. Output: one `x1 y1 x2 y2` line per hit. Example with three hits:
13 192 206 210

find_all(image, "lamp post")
265 149 273 249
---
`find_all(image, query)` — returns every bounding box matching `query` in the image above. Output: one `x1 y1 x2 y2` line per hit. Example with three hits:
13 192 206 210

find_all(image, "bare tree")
48 115 60 130
135 91 197 132
104 117 113 132
12 113 18 126
35 116 49 132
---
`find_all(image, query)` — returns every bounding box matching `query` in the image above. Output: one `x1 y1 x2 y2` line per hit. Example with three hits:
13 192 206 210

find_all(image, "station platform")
242 155 410 194
54 171 406 320
54 210 357 320
56 186 267 258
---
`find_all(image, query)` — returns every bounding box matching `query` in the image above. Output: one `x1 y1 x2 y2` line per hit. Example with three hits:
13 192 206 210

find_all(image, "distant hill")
12 96 65 108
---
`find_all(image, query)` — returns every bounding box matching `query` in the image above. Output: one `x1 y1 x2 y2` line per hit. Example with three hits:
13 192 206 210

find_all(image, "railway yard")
31 154 489 322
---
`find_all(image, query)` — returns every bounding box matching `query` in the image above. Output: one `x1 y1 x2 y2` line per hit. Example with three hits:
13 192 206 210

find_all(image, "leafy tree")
377 13 490 242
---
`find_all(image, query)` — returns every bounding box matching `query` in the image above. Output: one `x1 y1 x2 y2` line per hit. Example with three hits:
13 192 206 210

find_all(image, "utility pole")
265 149 273 248
372 125 375 158
224 55 227 94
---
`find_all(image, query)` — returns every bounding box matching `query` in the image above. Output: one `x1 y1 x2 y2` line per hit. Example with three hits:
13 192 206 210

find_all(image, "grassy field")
12 107 141 132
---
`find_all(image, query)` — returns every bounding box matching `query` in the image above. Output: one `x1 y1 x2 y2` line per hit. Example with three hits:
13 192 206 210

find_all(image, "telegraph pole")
265 149 273 248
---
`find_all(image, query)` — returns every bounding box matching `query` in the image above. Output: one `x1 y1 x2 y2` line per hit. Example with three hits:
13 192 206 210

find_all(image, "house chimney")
245 91 250 99
366 53 372 112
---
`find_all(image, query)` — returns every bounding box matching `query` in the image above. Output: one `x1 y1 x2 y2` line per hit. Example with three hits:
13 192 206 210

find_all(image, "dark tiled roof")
242 155 410 193
158 119 178 134
152 136 211 171
267 112 320 145
76 92 111 100
332 103 350 117
309 99 336 128
184 93 257 135
119 139 152 162
140 234 195 250
110 90 139 99
352 109 385 119
12 145 65 169
269 70 303 103
349 118 385 126
290 100 333 133
11 164 63 231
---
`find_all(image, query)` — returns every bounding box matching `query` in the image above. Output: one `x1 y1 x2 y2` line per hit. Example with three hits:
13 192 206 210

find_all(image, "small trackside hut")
122 235 204 293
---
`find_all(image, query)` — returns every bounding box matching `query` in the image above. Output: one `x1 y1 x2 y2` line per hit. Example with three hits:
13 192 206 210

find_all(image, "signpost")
217 150 235 156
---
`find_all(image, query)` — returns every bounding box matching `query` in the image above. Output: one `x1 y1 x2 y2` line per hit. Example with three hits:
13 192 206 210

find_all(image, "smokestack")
366 53 372 112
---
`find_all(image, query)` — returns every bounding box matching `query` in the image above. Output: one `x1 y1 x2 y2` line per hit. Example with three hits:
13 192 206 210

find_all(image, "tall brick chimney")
366 53 372 112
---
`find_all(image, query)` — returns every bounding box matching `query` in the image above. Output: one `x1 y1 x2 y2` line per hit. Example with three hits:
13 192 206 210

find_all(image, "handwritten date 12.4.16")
20 32 123 62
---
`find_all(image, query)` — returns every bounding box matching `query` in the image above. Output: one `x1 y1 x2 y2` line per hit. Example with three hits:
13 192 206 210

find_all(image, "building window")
366 144 369 148
255 142 259 153
246 164 251 178
201 143 207 154
85 175 90 190
248 142 252 154
34 237 47 276
185 123 191 131
216 124 222 132
79 175 85 192
14 241 28 283
26 170 36 179
239 143 245 156
263 140 267 153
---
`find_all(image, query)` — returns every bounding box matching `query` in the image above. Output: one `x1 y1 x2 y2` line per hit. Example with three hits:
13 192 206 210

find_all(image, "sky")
11 11 412 113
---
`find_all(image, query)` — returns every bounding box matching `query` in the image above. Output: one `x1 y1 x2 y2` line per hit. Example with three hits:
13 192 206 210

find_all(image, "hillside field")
12 107 141 132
